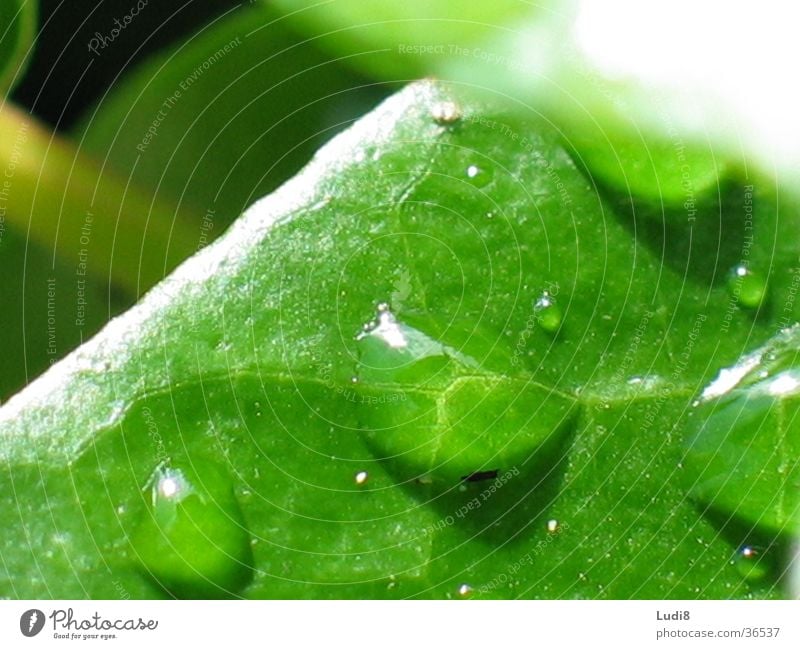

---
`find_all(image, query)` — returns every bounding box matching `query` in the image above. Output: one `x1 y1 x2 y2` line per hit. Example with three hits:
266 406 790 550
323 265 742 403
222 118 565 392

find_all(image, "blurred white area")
573 0 800 177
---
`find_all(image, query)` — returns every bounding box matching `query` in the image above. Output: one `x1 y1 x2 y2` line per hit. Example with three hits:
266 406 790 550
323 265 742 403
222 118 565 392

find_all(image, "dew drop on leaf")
685 325 800 534
546 519 560 533
534 292 563 333
354 470 369 485
457 583 473 598
727 265 768 309
131 460 253 598
354 304 576 487
733 545 769 582
465 163 492 187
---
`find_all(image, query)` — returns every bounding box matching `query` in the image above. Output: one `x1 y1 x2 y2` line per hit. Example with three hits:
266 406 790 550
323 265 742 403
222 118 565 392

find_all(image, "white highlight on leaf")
700 352 762 402
767 372 800 397
159 477 181 498
358 305 408 349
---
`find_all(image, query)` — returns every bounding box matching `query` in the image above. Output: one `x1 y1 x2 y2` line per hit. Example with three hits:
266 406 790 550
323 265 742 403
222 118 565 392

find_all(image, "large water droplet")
355 303 475 384
685 325 800 534
354 304 576 487
132 460 253 598
727 265 768 309
534 292 563 333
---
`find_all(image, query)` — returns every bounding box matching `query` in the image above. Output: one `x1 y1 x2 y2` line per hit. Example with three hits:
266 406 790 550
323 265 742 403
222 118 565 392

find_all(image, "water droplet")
734 545 769 582
355 304 575 487
465 163 492 187
546 519 560 533
431 101 461 125
354 471 369 485
727 265 768 309
686 325 800 534
354 308 575 488
534 292 563 333
457 583 473 598
355 303 475 378
132 460 253 598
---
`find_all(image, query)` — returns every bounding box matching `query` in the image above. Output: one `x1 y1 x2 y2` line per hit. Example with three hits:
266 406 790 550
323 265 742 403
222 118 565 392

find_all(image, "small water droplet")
727 265 768 309
534 292 563 333
546 519 560 533
431 101 461 125
132 461 253 598
734 545 769 582
457 583 473 598
355 471 369 485
465 163 492 187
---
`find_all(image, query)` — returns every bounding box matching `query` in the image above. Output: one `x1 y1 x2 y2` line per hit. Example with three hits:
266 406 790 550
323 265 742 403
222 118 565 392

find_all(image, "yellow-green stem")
0 102 201 295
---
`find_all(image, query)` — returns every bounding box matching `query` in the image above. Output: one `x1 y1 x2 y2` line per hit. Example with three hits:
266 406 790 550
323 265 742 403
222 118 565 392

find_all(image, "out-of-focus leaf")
0 104 200 296
0 0 35 96
77 3 385 230
269 0 533 79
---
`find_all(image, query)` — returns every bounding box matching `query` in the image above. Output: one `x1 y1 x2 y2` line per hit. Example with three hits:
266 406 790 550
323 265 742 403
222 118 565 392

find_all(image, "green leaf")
76 3 382 228
1 80 797 598
0 0 35 96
